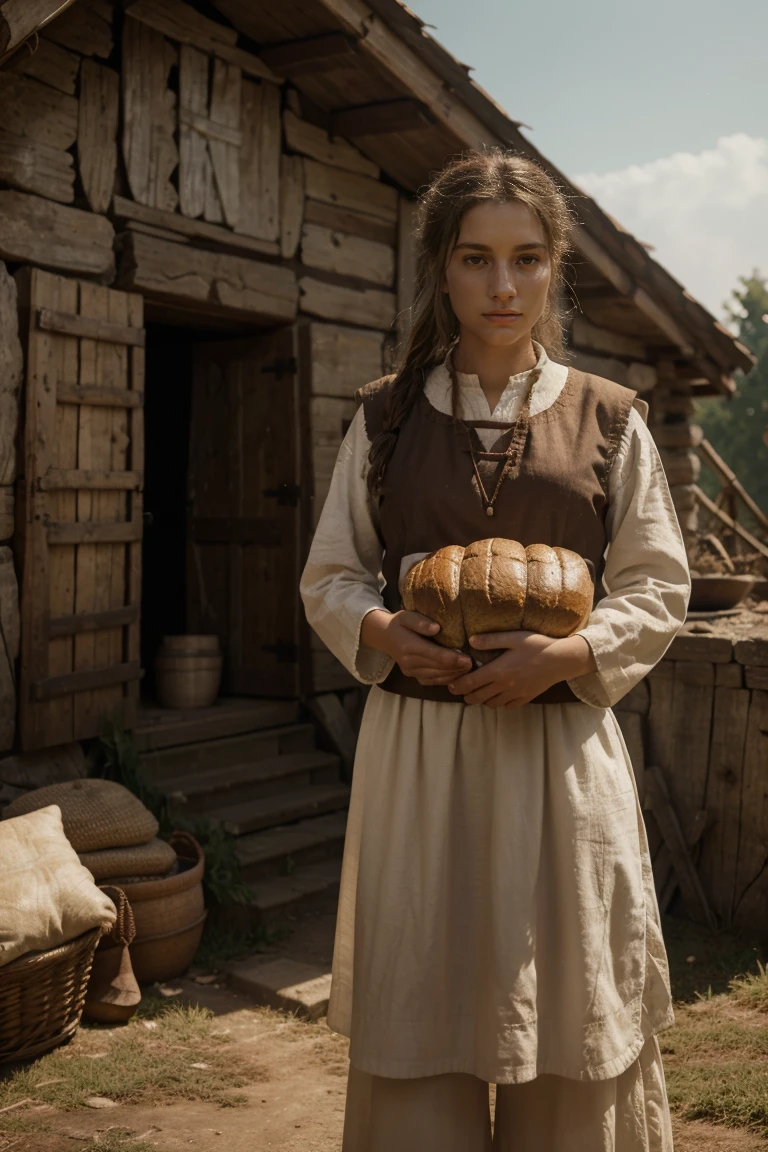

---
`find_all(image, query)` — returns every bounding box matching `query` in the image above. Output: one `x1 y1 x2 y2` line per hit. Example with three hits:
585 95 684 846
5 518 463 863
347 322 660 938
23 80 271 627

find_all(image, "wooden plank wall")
615 634 768 930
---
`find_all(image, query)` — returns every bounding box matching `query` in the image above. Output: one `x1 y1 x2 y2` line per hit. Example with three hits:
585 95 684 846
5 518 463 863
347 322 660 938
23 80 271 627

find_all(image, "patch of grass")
667 1060 768 1134
663 914 767 1003
0 1000 260 1119
90 1134 161 1152
729 960 768 1013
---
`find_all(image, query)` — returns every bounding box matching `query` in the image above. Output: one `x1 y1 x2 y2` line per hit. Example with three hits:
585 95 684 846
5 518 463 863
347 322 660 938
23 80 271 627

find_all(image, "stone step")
248 858 342 924
140 723 316 788
210 782 351 837
235 810 347 881
166 751 342 816
221 957 332 1020
135 697 300 753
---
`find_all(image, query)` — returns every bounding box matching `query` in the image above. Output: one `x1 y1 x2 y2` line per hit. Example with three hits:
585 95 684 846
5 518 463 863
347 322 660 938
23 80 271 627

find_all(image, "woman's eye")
518 254 539 266
464 254 487 266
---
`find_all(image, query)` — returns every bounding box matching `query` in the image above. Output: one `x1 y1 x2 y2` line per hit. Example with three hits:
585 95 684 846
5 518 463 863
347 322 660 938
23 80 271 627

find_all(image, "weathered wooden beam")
118 232 298 323
693 485 768 560
40 469 142 491
304 159 398 224
31 660 142 702
0 72 77 151
304 198 396 246
49 604 139 638
237 78 280 242
41 0 113 59
122 17 178 213
4 38 79 95
261 32 359 75
0 0 75 62
0 191 115 280
330 99 434 137
57 385 143 409
301 223 394 288
0 127 74 204
0 262 22 489
698 438 768 535
77 60 119 214
279 153 304 260
47 520 143 545
37 307 146 347
112 195 279 258
283 109 379 179
125 0 278 83
299 275 395 331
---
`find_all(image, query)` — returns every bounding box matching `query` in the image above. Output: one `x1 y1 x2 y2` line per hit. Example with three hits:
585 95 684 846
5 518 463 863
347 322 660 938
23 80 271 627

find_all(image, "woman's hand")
361 609 473 685
447 631 597 708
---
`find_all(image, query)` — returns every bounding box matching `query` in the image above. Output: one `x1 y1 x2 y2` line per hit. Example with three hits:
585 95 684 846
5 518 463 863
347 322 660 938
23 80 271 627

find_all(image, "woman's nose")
489 266 517 300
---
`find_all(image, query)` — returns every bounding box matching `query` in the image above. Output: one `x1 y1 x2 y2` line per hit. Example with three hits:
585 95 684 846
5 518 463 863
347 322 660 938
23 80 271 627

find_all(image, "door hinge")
263 483 301 507
262 641 299 663
261 357 297 377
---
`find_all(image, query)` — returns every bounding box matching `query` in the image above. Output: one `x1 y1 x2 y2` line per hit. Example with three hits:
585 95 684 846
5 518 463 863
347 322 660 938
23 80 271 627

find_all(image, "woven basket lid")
3 779 159 852
79 837 177 882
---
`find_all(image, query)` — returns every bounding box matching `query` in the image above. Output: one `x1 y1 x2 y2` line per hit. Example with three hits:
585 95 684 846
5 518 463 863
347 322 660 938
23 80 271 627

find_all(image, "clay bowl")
689 575 756 613
751 579 768 602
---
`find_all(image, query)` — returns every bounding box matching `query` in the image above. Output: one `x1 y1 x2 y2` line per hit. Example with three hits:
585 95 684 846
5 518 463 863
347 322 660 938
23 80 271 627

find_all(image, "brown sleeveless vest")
356 367 636 705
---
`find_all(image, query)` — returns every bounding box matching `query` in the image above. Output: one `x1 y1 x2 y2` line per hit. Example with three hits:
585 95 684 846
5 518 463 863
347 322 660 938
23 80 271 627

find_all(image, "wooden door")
17 269 145 751
187 326 306 697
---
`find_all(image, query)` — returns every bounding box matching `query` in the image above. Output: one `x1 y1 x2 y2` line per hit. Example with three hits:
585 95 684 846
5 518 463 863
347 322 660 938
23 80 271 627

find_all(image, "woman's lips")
483 311 522 323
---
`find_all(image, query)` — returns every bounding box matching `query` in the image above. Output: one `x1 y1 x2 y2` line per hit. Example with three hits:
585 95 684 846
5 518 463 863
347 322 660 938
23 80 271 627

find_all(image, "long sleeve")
300 407 395 685
566 408 691 709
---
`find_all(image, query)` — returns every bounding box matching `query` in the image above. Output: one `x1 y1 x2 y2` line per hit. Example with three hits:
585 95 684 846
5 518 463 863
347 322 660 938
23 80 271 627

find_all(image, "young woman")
300 150 689 1151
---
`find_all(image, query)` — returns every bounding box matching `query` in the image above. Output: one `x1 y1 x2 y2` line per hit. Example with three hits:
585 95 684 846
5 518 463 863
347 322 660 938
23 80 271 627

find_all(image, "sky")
409 0 768 318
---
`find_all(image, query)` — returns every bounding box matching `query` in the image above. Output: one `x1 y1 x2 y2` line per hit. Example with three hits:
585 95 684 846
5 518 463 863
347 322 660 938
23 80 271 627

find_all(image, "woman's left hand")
447 631 596 708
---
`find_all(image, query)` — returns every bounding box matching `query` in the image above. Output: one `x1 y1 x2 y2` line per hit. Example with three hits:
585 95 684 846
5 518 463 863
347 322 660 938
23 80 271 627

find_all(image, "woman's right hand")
361 609 473 685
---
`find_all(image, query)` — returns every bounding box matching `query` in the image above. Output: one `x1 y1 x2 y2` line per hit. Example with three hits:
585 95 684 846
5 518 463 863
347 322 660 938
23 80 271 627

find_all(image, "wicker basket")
116 832 207 984
0 927 102 1064
3 778 159 852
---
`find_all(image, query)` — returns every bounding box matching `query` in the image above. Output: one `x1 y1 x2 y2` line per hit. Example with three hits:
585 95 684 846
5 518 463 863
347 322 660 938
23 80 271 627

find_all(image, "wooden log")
0 191 114 280
658 449 700 487
331 99 434 137
238 79 280 242
735 640 768 667
0 73 77 151
122 17 178 212
300 223 395 287
0 127 74 203
57 385 143 409
309 322 384 397
694 485 768 561
280 153 304 260
208 58 241 229
36 307 146 347
0 547 19 751
4 38 79 95
261 31 358 75
654 423 704 450
699 438 768 535
667 634 734 663
570 316 647 361
125 0 277 82
77 60 119 214
731 691 768 927
283 109 379 179
124 220 191 245
746 667 768 690
303 159 398 224
715 663 743 688
304 197 397 246
699 685 751 924
179 44 221 222
42 0 113 58
0 488 13 539
118 231 298 322
112 194 279 258
299 275 395 330
0 0 77 60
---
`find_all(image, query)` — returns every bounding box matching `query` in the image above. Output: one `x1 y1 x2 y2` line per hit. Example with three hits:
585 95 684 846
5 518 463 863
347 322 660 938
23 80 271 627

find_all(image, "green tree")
696 272 768 519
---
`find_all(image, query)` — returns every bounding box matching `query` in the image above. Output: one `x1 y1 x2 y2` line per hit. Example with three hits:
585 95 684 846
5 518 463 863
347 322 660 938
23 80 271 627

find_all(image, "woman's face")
443 200 552 350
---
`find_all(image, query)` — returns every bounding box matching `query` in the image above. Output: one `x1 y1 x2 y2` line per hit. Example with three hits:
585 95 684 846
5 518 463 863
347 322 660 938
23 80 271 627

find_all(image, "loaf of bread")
401 538 593 650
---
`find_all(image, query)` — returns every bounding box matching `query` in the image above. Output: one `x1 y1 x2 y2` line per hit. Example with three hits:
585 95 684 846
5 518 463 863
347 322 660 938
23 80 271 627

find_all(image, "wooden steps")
137 697 350 925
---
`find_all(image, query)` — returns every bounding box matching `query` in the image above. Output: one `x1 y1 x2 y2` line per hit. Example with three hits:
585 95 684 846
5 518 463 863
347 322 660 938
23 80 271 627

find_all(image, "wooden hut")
0 0 757 922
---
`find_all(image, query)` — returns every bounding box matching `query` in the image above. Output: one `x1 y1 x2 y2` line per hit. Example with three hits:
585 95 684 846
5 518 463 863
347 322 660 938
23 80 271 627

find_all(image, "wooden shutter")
18 269 145 751
187 326 306 697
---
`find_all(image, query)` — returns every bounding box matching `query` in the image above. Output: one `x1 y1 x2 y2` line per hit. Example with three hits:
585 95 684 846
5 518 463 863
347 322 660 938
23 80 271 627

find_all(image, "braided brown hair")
366 149 574 498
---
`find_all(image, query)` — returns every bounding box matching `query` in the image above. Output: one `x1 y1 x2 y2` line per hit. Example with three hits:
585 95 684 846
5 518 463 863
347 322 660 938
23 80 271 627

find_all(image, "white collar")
424 341 569 422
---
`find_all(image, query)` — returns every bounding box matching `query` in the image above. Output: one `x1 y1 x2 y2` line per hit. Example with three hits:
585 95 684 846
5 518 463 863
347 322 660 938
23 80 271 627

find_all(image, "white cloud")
575 134 768 318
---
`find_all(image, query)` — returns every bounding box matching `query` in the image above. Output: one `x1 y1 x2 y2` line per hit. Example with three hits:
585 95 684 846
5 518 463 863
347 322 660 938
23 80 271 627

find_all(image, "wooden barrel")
155 634 222 708
116 832 207 985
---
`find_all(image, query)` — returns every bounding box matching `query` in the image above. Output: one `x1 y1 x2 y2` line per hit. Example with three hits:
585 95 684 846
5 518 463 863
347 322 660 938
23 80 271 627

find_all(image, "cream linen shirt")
300 343 690 709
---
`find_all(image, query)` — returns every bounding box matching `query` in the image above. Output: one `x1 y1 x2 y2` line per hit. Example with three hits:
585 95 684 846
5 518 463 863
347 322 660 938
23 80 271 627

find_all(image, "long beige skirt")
327 686 674 1083
342 1036 674 1151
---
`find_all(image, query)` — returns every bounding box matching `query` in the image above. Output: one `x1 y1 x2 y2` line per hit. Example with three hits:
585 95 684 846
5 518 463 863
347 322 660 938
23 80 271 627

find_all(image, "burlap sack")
0 806 116 967
3 779 158 852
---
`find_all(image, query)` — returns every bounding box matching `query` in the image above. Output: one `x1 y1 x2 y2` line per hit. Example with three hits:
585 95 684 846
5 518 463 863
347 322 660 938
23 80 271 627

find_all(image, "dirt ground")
6 904 768 1152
